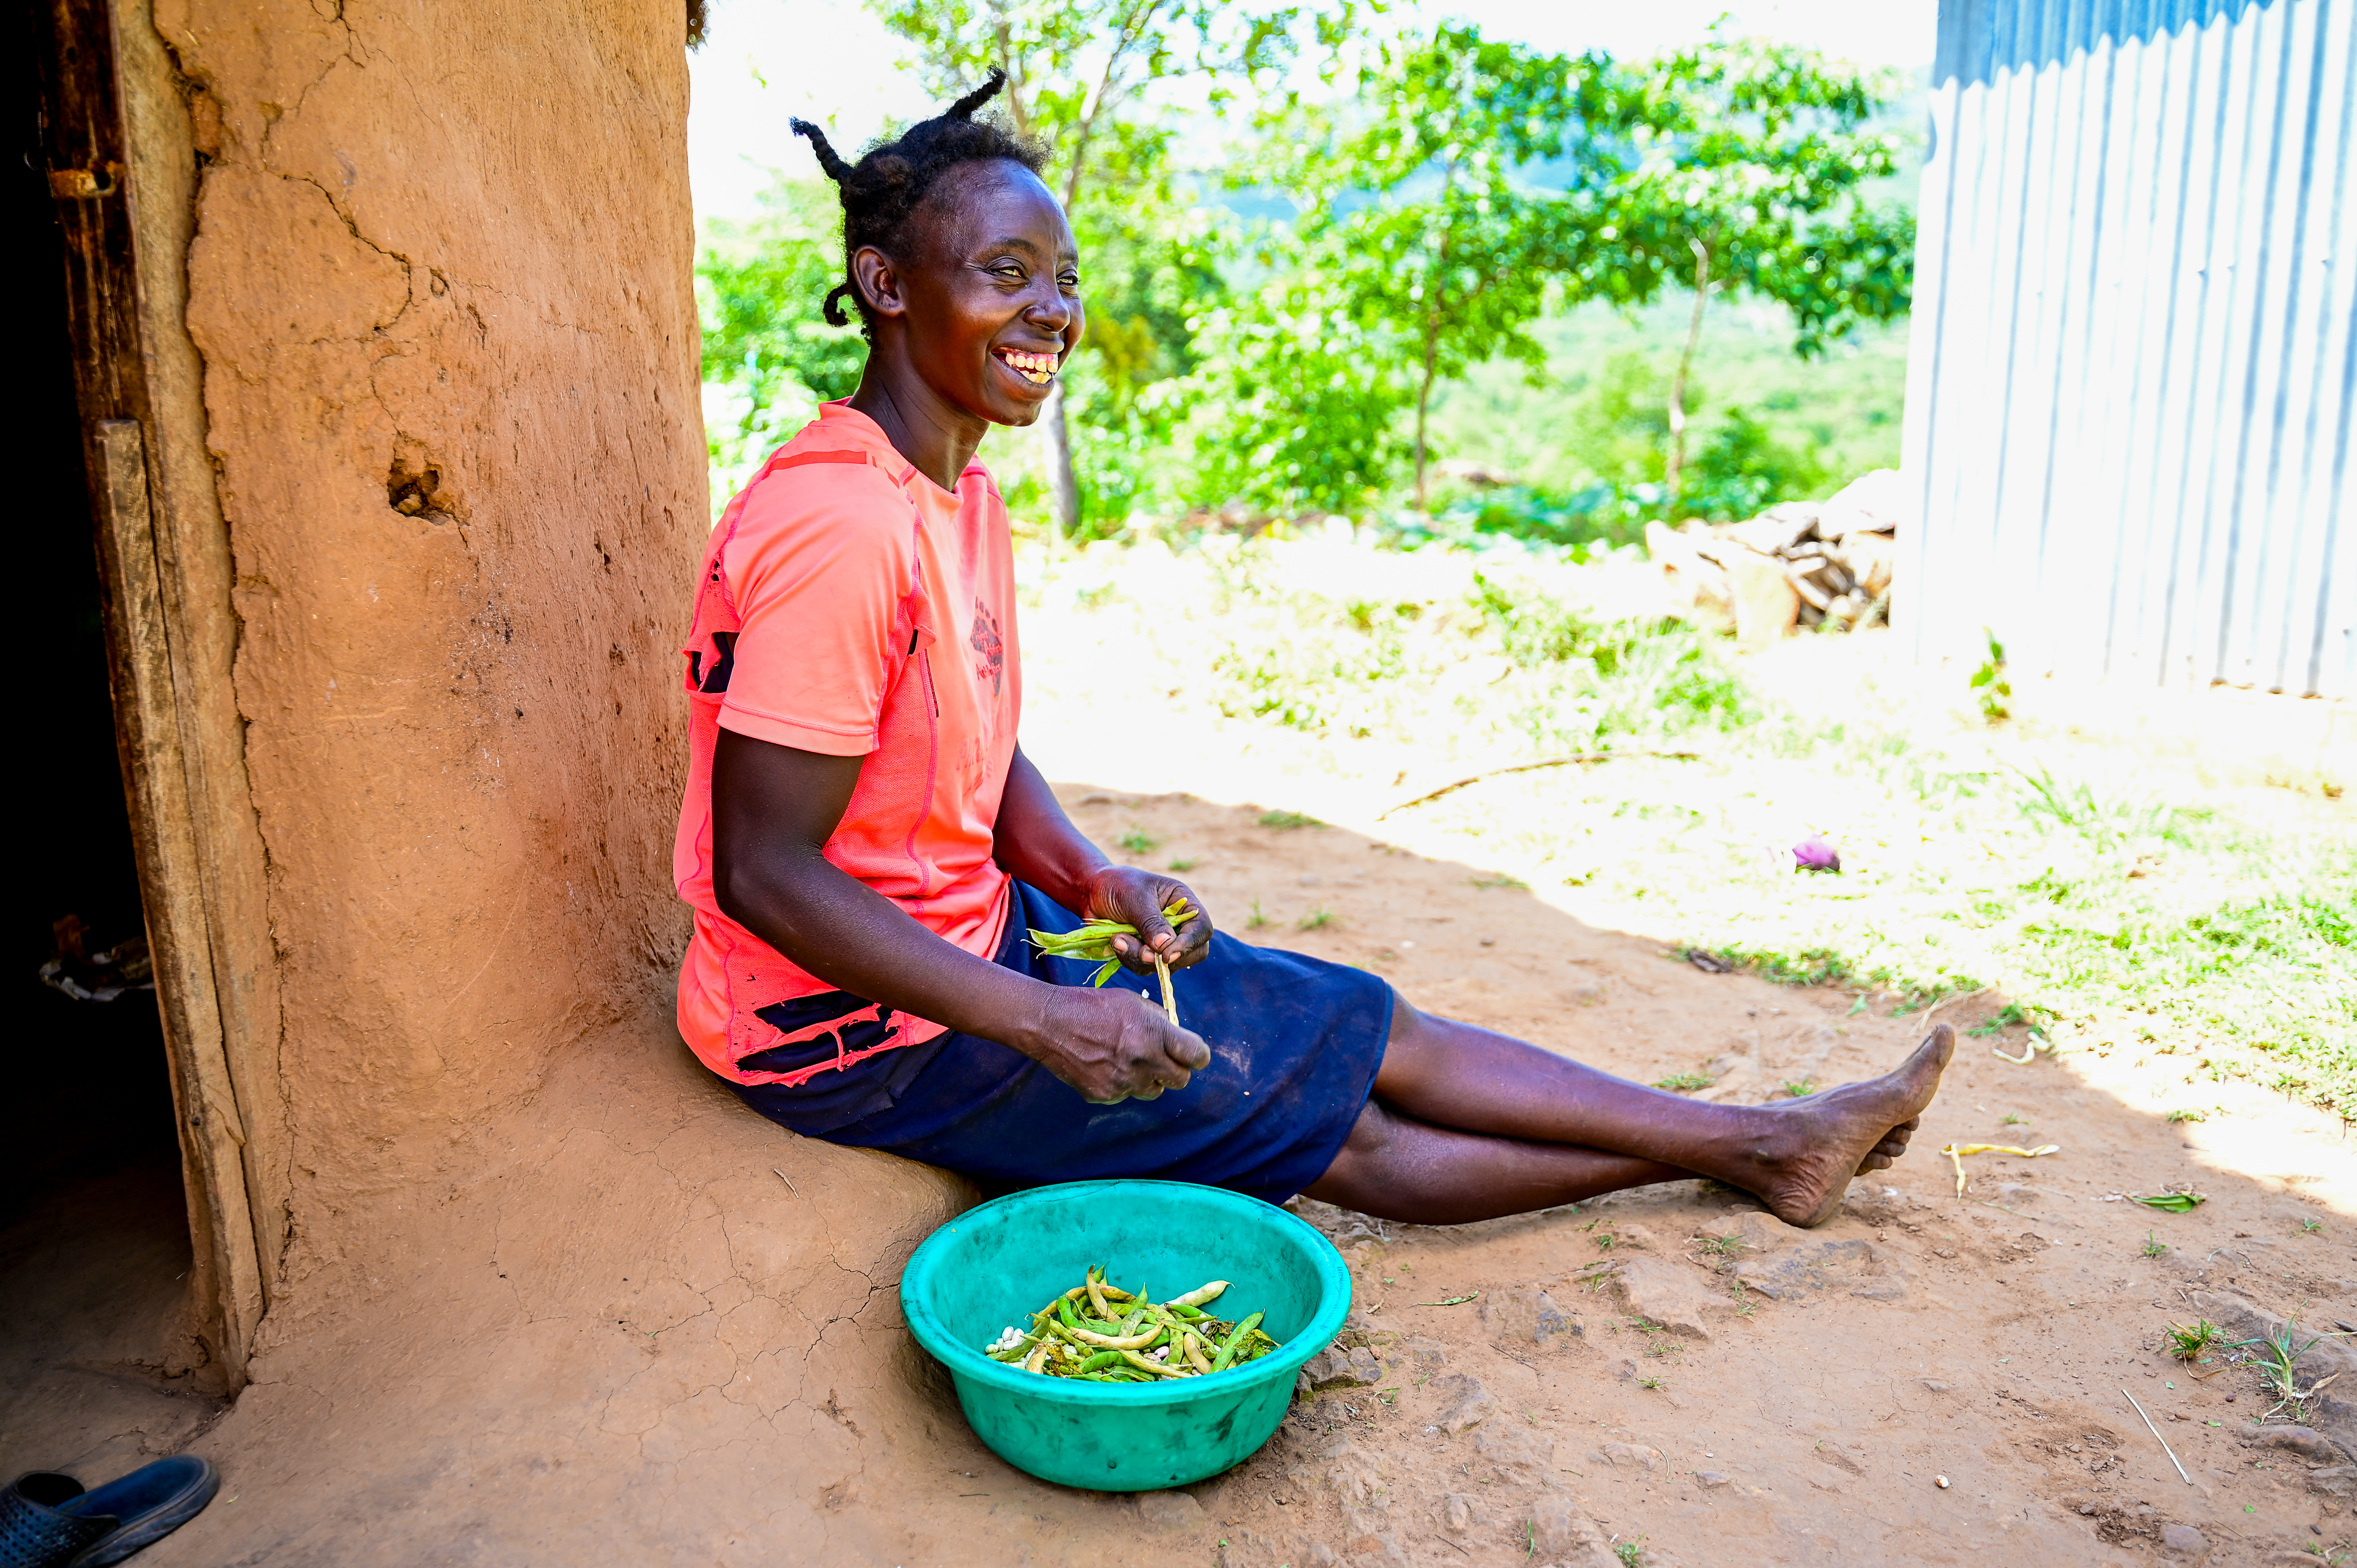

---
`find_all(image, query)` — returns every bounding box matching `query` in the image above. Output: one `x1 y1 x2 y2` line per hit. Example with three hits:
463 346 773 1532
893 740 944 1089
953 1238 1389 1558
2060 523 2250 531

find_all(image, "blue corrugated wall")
1902 0 2354 697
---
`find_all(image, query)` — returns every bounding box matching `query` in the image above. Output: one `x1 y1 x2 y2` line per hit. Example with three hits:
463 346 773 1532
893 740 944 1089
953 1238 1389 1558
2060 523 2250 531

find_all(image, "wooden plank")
35 0 266 1388
110 0 291 1321
92 421 264 1381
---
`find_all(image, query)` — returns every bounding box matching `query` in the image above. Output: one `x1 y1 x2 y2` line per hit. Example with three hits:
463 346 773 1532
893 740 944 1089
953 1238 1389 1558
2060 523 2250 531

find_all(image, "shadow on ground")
36 788 2349 1568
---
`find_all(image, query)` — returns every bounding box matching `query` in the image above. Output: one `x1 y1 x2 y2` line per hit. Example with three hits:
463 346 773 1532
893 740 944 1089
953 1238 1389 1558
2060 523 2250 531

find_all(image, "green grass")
2237 1318 2336 1423
2164 1319 2223 1360
1297 905 1335 930
1206 560 1755 755
1653 1072 1714 1093
1601 742 2356 1119
1117 826 1157 854
1048 535 2357 1122
1257 809 1325 830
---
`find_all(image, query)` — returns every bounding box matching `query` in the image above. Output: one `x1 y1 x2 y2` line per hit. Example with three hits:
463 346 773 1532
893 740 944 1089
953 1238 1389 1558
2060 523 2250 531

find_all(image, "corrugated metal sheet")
1900 0 2355 697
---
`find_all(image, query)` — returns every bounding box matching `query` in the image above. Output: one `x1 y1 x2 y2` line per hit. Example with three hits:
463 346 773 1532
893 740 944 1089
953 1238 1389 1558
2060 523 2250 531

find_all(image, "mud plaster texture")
155 0 705 1322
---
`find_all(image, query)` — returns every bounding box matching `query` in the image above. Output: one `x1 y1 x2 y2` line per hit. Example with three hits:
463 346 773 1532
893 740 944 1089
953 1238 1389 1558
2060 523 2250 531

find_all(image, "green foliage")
1200 26 1647 510
696 179 869 500
1682 406 1833 521
1427 297 1907 512
1971 629 2014 721
1652 1071 1713 1092
1469 575 1753 732
1431 350 1826 532
872 0 1357 535
1178 264 1418 515
1419 486 1653 554
2235 1317 2332 1421
2164 1319 2223 1360
697 17 1916 527
1610 36 1916 355
1566 351 1680 487
1603 34 1915 509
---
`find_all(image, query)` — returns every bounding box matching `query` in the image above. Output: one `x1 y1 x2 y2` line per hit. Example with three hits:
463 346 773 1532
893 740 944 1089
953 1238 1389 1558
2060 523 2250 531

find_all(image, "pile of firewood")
1645 469 1902 651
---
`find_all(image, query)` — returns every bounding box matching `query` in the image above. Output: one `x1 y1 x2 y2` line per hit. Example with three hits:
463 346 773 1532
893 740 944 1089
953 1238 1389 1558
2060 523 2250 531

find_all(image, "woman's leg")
1306 997 1952 1227
1305 1098 1695 1225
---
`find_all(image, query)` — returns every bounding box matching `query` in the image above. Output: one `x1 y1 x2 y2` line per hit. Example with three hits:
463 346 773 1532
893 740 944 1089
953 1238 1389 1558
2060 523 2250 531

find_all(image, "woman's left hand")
1081 865 1214 975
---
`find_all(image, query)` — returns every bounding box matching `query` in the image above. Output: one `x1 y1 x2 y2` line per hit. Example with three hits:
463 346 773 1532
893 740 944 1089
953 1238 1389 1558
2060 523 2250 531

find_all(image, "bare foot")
1748 1025 1954 1228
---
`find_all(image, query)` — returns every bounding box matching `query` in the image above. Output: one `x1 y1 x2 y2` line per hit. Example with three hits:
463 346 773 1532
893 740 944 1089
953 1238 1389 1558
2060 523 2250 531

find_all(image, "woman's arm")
991 745 1216 975
711 729 1209 1103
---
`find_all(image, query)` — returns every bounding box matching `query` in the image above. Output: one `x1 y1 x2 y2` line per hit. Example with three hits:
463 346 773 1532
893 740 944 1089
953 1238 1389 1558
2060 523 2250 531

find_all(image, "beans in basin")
982 1264 1282 1383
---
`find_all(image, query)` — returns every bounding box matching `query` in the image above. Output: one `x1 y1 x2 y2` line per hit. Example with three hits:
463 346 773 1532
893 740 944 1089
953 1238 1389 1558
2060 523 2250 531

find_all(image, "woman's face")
858 160 1083 429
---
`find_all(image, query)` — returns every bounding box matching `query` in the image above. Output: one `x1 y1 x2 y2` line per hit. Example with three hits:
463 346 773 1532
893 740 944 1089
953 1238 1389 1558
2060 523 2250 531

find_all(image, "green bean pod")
1208 1311 1264 1373
1118 1350 1190 1378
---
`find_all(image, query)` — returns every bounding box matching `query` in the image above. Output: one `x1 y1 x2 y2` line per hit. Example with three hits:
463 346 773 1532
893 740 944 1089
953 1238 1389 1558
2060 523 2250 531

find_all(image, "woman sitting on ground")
674 74 1951 1225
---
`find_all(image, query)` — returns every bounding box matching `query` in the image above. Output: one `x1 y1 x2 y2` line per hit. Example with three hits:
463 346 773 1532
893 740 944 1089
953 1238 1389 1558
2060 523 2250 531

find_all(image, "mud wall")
154 0 704 1318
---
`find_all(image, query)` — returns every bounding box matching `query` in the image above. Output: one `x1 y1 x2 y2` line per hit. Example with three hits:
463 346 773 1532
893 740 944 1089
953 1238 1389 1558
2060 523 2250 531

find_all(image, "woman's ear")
851 246 907 322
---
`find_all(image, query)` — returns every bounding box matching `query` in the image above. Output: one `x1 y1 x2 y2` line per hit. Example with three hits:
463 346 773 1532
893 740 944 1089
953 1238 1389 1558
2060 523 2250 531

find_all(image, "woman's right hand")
1023 983 1213 1104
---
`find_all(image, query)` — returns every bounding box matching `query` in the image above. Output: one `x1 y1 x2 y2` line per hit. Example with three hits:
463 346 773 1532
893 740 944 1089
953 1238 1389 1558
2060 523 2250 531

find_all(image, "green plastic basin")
899 1179 1350 1491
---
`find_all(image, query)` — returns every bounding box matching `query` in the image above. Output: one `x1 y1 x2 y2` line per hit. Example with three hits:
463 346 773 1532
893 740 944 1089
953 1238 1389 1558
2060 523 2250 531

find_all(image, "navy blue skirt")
728 881 1392 1203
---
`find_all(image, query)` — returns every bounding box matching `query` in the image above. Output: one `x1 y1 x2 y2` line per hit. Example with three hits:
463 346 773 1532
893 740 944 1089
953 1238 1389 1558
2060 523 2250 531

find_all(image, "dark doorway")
2 1 225 1477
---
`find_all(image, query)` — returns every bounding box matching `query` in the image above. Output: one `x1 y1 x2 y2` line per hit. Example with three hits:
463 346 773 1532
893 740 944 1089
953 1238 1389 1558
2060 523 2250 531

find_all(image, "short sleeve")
715 463 913 756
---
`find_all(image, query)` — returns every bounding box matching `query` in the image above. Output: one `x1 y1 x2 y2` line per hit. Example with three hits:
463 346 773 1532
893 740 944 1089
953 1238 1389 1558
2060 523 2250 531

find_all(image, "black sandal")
0 1457 219 1567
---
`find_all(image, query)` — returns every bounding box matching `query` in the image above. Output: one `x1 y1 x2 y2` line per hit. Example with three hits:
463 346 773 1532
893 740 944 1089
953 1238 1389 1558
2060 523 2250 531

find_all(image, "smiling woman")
671 72 1955 1227
786 78 1079 458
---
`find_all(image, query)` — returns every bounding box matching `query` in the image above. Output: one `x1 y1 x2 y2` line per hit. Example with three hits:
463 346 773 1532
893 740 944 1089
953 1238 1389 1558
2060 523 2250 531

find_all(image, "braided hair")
791 72 1048 338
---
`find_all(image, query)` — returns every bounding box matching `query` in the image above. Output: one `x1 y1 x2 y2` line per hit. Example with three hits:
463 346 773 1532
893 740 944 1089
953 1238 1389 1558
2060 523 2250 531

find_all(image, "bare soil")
0 784 2328 1567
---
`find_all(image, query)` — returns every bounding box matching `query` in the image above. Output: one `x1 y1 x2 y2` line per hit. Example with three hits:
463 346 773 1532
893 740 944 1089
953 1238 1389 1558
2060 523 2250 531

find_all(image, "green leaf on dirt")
1411 1293 1481 1307
2133 1192 2206 1213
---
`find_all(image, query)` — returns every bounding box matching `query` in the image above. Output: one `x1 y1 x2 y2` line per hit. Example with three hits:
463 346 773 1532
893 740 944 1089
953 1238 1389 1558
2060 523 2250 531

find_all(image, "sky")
686 0 1938 223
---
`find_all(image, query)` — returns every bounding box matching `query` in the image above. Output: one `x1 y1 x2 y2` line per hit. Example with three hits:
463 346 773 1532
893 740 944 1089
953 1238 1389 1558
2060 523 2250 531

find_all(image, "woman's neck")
847 357 986 494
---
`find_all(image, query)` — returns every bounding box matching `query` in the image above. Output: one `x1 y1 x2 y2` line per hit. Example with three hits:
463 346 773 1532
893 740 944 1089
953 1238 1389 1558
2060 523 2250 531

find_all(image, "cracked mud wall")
155 0 705 1319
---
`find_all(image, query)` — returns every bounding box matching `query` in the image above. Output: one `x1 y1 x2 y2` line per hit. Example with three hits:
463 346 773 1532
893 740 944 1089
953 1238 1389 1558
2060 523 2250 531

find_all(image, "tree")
871 0 1338 536
697 180 868 496
1207 26 1674 512
1605 36 1915 509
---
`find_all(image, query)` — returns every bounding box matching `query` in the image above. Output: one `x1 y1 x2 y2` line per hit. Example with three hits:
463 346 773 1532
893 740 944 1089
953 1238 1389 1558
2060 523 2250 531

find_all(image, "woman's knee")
1320 1096 1398 1183
1376 992 1451 1098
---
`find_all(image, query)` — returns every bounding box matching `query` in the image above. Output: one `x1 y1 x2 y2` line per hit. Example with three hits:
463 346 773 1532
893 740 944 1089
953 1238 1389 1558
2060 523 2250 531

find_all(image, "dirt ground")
16 784 2334 1568
11 632 2353 1566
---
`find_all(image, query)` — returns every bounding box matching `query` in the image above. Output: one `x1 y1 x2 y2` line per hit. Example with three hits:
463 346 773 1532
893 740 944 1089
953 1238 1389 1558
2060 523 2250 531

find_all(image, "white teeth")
1000 349 1056 381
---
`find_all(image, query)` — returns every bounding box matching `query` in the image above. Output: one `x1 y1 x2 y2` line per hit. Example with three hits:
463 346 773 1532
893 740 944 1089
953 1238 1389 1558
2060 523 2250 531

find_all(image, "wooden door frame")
34 0 278 1390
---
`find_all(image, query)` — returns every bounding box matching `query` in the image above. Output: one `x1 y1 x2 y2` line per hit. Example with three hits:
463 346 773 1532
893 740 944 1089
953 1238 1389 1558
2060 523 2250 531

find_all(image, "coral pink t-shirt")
674 402 1020 1086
